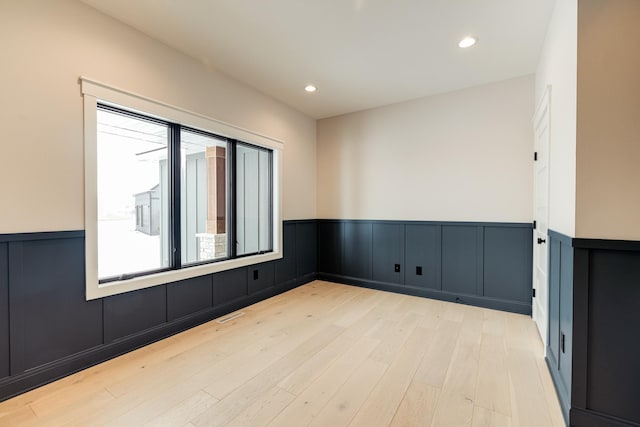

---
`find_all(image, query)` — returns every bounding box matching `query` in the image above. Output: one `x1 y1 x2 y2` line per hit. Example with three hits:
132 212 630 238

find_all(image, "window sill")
86 250 282 300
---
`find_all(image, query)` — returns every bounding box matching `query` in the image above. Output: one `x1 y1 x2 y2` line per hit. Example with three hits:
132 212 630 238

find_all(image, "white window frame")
82 77 283 300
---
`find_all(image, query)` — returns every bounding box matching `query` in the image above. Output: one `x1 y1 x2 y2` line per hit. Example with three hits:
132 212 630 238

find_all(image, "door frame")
532 86 551 346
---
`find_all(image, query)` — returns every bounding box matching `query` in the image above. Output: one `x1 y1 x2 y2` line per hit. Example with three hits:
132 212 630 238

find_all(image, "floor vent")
216 311 245 324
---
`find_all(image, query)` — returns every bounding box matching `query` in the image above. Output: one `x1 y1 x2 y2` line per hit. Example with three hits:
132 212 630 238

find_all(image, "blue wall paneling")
546 230 572 424
441 225 481 297
548 237 562 369
104 285 167 343
547 231 640 427
213 267 248 306
317 220 532 315
558 241 573 404
483 226 533 304
342 222 372 279
372 223 405 285
295 221 318 278
0 221 317 402
248 262 275 295
318 221 342 275
4 221 637 426
275 222 296 285
404 224 441 290
167 275 213 322
0 243 8 380
580 248 640 424
8 238 103 373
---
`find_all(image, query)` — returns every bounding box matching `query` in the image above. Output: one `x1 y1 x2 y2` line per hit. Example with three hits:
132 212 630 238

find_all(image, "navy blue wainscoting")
247 262 274 296
441 225 483 296
546 230 573 425
214 267 249 305
372 223 405 285
343 222 372 279
0 220 317 402
570 237 640 427
8 236 103 373
546 231 640 427
318 221 342 275
104 285 168 343
295 220 318 280
167 275 214 322
318 220 533 315
404 224 441 290
0 243 9 380
483 226 533 308
275 222 297 286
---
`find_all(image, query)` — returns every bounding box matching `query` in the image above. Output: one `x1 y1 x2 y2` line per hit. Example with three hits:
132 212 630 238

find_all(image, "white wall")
535 0 578 238
0 0 316 233
317 76 534 222
575 0 640 240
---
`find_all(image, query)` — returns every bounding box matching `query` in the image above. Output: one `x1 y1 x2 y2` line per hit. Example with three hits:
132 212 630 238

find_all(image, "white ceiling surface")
80 0 555 119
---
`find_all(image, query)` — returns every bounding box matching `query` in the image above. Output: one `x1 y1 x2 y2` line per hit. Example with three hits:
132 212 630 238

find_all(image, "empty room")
0 1 639 426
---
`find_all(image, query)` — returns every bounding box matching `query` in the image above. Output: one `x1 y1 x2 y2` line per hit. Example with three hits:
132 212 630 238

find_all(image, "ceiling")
80 0 556 119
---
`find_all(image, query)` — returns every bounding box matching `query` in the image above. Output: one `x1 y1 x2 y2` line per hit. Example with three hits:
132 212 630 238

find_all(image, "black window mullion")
268 150 274 251
229 140 237 258
170 123 182 269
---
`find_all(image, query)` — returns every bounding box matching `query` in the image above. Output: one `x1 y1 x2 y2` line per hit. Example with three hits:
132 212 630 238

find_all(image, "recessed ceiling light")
304 84 317 93
458 36 477 48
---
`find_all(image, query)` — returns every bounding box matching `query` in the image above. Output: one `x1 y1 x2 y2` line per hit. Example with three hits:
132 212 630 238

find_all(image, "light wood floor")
0 281 565 427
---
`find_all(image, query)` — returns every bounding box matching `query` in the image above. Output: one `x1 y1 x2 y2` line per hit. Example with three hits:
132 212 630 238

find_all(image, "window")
82 78 282 299
96 104 275 283
97 107 170 280
180 129 230 265
236 143 272 256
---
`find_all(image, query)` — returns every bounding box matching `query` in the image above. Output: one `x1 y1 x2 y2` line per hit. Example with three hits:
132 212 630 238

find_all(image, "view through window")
180 129 228 264
96 105 273 282
97 108 169 279
236 143 272 256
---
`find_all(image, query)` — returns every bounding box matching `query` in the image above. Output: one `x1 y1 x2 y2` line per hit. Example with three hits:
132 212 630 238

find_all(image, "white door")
532 87 551 346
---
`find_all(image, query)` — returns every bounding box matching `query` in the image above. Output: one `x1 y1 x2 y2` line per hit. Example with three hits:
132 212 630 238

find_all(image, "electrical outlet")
394 264 400 273
416 266 423 275
253 270 259 280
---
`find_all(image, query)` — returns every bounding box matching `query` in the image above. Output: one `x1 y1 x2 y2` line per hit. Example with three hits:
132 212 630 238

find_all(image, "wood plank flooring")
0 281 565 426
